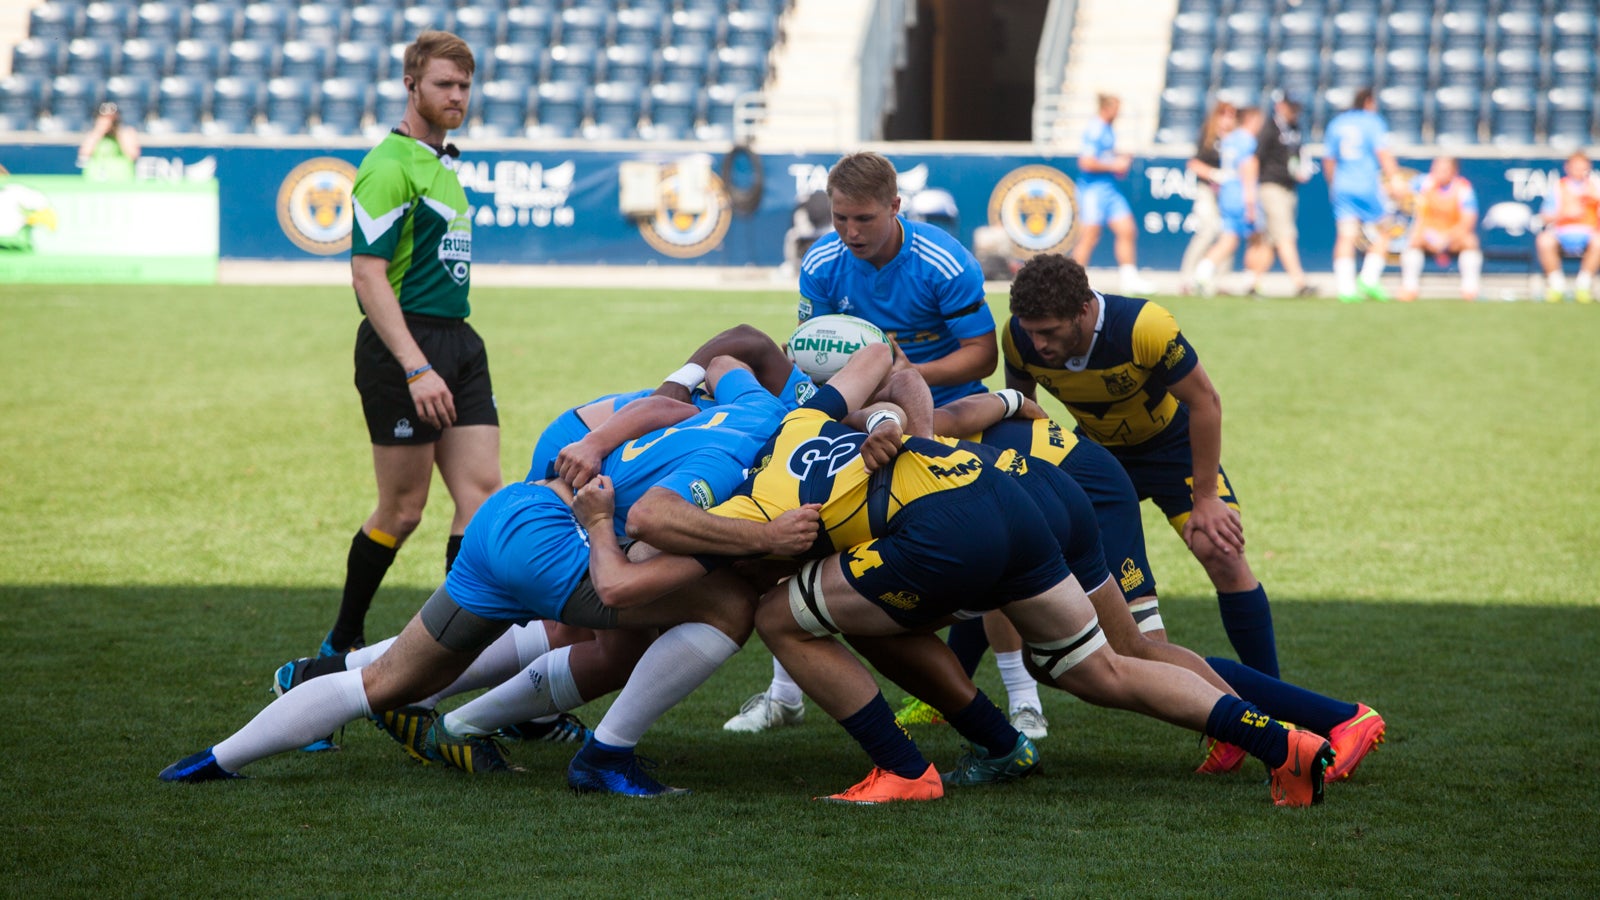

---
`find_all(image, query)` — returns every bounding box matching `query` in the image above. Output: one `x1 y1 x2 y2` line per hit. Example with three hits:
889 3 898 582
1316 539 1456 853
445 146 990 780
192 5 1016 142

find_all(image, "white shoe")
1121 274 1156 296
1010 705 1049 740
723 692 805 733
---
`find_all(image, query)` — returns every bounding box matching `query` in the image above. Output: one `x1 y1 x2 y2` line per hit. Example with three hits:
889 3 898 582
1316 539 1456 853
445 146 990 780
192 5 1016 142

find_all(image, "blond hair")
404 30 476 84
826 152 899 206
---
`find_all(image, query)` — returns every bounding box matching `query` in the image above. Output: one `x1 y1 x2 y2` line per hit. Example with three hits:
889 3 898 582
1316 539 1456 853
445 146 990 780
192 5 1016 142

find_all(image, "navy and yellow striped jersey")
974 416 1081 466
709 385 989 559
1002 294 1199 448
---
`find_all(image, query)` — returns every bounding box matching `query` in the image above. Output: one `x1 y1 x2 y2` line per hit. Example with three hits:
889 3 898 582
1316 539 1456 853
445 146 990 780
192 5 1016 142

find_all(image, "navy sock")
946 689 1020 758
946 618 990 679
446 534 463 573
330 530 397 650
300 653 348 681
1217 584 1279 678
1207 657 1358 736
839 692 929 779
1205 695 1290 769
578 736 634 764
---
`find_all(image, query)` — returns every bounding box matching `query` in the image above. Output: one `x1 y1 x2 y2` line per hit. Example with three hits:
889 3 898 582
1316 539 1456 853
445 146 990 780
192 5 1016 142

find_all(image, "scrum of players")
161 152 1390 809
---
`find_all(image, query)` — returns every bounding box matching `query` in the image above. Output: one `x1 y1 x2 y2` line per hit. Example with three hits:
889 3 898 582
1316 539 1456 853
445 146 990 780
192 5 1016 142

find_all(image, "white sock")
1401 248 1424 293
512 622 553 667
592 623 740 749
1194 258 1215 285
213 670 370 773
996 650 1042 715
443 645 583 736
1548 270 1569 293
415 628 525 709
1118 263 1143 291
343 637 395 669
1334 257 1357 296
1460 250 1482 296
1576 271 1593 291
768 657 803 707
1359 251 1386 285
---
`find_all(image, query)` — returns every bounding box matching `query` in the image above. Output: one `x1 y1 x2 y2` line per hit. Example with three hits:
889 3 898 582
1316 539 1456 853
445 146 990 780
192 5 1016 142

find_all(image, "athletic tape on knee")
1028 618 1108 680
1128 597 1165 634
786 561 838 638
512 622 553 668
545 645 584 711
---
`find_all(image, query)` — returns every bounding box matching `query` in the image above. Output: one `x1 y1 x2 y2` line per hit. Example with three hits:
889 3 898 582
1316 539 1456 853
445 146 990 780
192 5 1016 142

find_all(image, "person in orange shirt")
1537 152 1600 303
1398 156 1482 301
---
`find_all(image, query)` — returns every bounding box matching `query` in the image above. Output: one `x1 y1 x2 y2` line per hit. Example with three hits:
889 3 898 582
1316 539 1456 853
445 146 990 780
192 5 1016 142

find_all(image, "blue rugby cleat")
159 748 243 783
567 738 689 797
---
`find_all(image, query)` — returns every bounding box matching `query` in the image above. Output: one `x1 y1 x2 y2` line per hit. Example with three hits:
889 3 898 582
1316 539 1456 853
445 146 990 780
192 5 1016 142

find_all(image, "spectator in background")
77 102 139 182
1073 93 1155 295
1179 101 1236 295
1537 151 1600 304
1397 156 1482 302
1242 92 1313 297
1192 107 1262 297
1323 87 1400 303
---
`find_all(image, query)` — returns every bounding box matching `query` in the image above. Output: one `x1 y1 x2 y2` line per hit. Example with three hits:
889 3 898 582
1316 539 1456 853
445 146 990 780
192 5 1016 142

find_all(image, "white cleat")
1009 705 1049 740
1121 274 1157 296
722 691 805 733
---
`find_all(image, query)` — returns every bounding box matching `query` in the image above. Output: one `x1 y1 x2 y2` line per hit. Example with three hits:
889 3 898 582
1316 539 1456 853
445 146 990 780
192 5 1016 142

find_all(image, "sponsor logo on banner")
639 164 733 259
460 160 578 229
277 157 358 255
988 165 1079 257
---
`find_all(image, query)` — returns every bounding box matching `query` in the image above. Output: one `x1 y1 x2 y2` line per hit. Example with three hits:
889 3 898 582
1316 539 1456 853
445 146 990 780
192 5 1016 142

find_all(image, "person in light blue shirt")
1192 107 1263 296
1073 94 1154 295
1322 87 1400 303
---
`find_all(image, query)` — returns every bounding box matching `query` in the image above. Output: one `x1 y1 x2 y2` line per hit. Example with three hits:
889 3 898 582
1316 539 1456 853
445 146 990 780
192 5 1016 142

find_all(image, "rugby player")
1323 88 1401 303
1193 106 1264 298
1398 156 1483 302
1072 93 1155 295
1537 152 1600 304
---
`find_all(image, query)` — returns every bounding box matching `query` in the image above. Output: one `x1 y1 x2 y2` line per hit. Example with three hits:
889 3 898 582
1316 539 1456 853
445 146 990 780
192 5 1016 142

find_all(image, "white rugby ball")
785 314 889 383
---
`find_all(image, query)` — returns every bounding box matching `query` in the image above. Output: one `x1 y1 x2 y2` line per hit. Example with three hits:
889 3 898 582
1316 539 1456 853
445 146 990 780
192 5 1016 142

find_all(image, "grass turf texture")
2 285 1596 897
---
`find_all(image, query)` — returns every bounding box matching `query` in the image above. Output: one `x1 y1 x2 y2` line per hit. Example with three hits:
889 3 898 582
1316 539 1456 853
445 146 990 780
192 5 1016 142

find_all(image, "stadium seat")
226 39 277 80
118 37 169 79
293 4 344 45
698 82 745 142
46 74 102 132
1491 48 1543 92
1545 88 1594 151
1435 47 1484 90
586 80 644 140
333 40 386 82
149 73 206 133
257 75 315 136
449 8 504 55
1311 86 1358 141
185 3 242 44
1273 8 1324 53
372 79 407 129
65 38 118 80
1164 47 1211 90
312 76 369 137
0 74 47 132
1388 0 1438 11
103 73 153 123
205 74 260 135
473 78 531 138
136 2 187 43
1327 48 1375 89
1488 87 1539 148
1552 10 1597 52
1156 84 1204 144
1169 11 1216 53
1382 10 1433 52
278 41 329 81
83 1 137 42
725 10 780 51
641 80 697 141
1431 85 1482 145
505 6 555 47
1218 50 1264 96
715 45 768 91
11 39 63 79
658 44 712 88
1268 47 1319 99
28 2 83 43
546 44 599 86
1382 47 1430 91
1377 85 1424 144
1439 9 1486 51
1222 11 1270 51
1493 11 1544 53
614 7 666 50
530 80 586 139
400 6 450 43
346 6 399 45
1548 49 1596 93
491 44 544 85
1330 10 1377 50
558 7 611 49
668 9 721 53
171 39 222 79
679 0 726 12
240 3 292 42
604 44 655 88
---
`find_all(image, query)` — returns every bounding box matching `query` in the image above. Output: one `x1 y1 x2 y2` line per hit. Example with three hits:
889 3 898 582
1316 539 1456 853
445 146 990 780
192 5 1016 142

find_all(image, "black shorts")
354 315 499 445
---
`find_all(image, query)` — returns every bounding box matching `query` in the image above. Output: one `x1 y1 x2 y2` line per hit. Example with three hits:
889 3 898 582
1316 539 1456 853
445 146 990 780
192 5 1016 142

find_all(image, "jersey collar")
1061 292 1105 372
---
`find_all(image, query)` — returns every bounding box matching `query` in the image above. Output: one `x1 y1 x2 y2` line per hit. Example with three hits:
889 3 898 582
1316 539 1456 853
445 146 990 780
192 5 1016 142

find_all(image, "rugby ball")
785 314 889 383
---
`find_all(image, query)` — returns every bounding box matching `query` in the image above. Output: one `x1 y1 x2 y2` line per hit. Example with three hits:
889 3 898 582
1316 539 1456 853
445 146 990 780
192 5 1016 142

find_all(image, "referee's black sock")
328 529 398 651
445 534 464 573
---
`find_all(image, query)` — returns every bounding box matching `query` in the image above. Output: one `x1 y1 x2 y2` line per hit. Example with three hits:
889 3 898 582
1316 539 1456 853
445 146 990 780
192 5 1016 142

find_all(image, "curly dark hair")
1008 254 1095 320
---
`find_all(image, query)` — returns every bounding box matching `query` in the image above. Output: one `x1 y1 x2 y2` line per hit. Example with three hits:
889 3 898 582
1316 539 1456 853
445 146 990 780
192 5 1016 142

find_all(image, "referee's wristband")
405 363 433 384
865 410 902 433
994 388 1025 418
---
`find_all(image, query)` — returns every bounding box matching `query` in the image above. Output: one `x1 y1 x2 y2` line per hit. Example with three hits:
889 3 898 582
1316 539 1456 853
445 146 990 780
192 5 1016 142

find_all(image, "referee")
324 31 501 658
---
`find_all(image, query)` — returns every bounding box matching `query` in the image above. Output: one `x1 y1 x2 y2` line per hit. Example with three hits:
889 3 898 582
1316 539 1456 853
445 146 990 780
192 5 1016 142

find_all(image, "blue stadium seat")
449 8 504 54
83 1 137 42
698 82 745 142
1388 0 1438 12
1222 11 1270 51
257 75 315 135
1436 47 1483 90
679 0 726 13
1431 85 1481 145
240 2 292 42
1549 49 1596 93
149 74 206 133
714 45 767 91
505 6 555 46
118 37 169 79
725 9 779 51
658 44 711 88
28 2 83 42
1381 10 1433 52
1273 9 1323 53
65 38 118 80
1155 84 1204 145
171 39 222 79
347 6 399 45
642 80 697 140
1327 47 1375 89
1377 86 1424 144
1382 47 1430 91
226 39 277 80
46 74 102 132
558 7 611 49
313 77 369 137
473 79 531 138
1269 47 1319 98
614 7 666 50
1439 9 1486 52
372 79 407 130
586 80 644 139
1552 10 1597 52
1488 86 1538 147
668 9 721 53
1491 48 1543 92
1545 88 1594 151
1330 10 1377 50
185 3 241 44
0 74 47 131
1169 11 1216 53
604 44 655 88
1493 11 1545 52
546 44 599 85
103 73 152 123
205 74 260 134
278 41 329 81
333 40 386 82
136 2 187 43
531 80 586 139
399 6 450 43
12 38 63 79
1164 47 1211 90
293 4 344 45
1228 0 1272 12
491 44 544 85
1218 49 1264 96
1311 86 1357 141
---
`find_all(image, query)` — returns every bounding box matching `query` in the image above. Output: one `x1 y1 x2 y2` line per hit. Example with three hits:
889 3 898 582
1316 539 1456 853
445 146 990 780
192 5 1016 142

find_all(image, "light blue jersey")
1216 128 1258 213
1078 118 1120 189
799 215 992 407
1325 109 1391 202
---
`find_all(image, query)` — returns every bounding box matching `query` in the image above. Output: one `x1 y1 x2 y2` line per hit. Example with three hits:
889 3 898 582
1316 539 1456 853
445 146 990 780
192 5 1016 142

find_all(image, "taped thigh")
786 560 838 638
1027 618 1108 680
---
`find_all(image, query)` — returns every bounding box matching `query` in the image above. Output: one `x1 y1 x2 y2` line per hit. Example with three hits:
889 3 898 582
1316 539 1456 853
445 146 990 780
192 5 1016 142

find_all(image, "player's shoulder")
903 218 979 281
799 230 849 278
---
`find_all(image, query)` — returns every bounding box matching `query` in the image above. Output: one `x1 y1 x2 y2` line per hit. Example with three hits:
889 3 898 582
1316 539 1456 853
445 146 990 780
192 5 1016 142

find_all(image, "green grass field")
3 285 1597 897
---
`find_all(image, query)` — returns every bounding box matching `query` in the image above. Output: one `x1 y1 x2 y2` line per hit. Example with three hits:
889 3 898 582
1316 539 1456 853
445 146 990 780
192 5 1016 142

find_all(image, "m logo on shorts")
787 434 864 480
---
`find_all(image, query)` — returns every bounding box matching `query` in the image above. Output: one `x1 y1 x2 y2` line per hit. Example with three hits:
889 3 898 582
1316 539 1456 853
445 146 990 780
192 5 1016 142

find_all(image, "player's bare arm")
910 333 998 389
557 395 700 489
352 253 454 429
1003 366 1040 401
670 323 796 399
1167 362 1244 555
567 476 714 608
626 487 820 557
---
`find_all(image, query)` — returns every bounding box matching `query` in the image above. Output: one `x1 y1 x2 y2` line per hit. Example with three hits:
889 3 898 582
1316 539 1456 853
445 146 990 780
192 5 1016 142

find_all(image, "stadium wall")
0 140 1571 275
